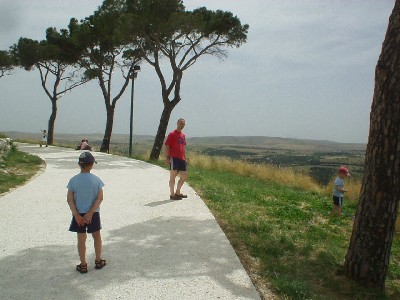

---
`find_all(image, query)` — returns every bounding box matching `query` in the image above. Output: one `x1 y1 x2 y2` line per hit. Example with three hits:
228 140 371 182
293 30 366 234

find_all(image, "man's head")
176 118 185 131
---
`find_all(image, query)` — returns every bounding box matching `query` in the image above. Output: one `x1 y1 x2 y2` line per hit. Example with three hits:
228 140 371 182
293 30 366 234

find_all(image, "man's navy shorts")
170 157 187 171
333 196 343 207
69 212 102 233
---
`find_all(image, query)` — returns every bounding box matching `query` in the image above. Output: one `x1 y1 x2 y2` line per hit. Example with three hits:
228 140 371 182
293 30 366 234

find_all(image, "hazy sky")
0 0 395 143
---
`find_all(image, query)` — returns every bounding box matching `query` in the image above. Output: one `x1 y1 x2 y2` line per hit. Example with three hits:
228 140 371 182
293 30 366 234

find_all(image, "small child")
40 129 47 147
67 152 106 273
332 166 350 217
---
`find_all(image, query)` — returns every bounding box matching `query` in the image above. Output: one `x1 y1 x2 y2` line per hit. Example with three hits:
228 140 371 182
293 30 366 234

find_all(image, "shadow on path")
0 217 257 300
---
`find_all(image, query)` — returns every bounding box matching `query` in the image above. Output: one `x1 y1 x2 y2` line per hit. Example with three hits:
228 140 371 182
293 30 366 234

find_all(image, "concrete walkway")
0 144 261 300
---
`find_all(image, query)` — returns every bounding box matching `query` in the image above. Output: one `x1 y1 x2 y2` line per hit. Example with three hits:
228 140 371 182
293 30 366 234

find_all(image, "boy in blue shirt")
332 167 350 217
67 152 106 273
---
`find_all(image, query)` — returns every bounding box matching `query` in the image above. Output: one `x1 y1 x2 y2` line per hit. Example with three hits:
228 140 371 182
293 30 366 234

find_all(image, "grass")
0 143 44 195
188 154 362 202
186 164 400 299
136 152 400 298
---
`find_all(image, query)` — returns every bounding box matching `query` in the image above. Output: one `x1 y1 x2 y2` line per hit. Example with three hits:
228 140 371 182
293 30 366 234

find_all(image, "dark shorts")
69 212 102 233
333 196 343 207
170 157 187 171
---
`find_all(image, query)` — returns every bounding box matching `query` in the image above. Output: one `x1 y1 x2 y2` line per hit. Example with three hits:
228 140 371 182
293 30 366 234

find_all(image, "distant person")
332 167 350 217
76 139 85 150
80 139 92 151
165 118 188 200
76 139 84 150
40 129 47 147
67 152 106 274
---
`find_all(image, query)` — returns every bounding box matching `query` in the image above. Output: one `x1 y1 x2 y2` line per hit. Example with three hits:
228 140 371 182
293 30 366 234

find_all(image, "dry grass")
130 150 364 205
187 154 321 192
188 154 400 234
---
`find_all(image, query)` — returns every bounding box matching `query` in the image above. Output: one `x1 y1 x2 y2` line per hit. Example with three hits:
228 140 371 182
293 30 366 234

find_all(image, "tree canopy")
122 0 249 159
11 27 88 144
2 0 247 156
0 50 15 78
68 0 142 152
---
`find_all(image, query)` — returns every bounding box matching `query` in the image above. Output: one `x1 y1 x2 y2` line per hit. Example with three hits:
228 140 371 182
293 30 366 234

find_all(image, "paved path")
0 144 261 300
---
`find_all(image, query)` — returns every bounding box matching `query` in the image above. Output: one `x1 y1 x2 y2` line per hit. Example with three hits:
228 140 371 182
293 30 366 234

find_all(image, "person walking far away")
165 118 188 200
40 129 47 147
332 166 350 217
67 152 106 274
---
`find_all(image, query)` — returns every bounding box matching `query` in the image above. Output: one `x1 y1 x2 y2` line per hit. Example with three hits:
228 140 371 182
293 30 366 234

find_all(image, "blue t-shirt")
333 176 344 198
67 173 105 213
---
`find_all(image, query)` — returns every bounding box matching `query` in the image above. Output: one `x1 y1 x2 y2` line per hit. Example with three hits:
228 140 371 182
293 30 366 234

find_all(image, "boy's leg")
77 232 87 265
332 204 342 217
92 230 102 262
337 197 343 217
332 204 337 216
175 171 187 195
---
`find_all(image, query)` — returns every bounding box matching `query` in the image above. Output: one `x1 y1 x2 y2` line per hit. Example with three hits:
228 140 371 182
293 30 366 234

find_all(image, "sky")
0 0 395 144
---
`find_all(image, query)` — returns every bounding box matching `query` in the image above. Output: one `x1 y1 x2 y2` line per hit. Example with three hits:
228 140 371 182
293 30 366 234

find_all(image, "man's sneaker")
176 194 187 198
170 194 182 200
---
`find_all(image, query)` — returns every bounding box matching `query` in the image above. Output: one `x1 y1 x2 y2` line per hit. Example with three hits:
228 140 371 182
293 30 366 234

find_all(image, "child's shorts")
69 212 102 233
332 196 343 207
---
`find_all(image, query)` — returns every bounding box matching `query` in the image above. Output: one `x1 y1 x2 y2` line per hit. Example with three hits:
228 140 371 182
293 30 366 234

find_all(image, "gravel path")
0 144 261 300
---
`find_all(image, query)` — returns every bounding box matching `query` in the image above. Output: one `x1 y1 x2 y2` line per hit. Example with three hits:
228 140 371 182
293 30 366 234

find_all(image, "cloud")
0 1 22 42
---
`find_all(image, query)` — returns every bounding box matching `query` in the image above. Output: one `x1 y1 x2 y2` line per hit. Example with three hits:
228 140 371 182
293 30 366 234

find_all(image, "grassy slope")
187 166 400 300
0 145 44 195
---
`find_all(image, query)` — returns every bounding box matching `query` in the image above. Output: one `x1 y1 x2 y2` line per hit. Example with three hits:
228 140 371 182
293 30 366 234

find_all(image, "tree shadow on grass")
0 217 259 300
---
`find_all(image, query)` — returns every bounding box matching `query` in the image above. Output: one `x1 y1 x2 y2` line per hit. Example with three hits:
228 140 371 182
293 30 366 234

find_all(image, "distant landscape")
4 131 366 186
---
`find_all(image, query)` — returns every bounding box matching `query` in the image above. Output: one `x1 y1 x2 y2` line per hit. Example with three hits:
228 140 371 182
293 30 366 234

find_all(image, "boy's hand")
75 214 86 227
83 212 94 224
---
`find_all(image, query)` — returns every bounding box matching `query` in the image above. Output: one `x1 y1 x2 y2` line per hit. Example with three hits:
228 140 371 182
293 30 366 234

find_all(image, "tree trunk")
149 104 174 160
47 99 57 145
100 106 115 153
344 0 400 289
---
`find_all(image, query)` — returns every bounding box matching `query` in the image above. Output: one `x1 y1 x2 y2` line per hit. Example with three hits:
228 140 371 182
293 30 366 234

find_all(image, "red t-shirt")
165 130 186 160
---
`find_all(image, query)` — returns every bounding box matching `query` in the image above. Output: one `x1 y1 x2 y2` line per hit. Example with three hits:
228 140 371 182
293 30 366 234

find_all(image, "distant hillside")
3 131 155 144
188 136 366 153
3 131 365 153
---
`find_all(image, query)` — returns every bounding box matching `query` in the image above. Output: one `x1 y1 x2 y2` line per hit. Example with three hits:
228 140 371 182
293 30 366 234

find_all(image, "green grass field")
187 166 400 299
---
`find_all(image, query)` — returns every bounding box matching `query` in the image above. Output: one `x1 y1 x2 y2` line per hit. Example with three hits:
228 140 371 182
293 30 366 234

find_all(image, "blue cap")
79 152 96 164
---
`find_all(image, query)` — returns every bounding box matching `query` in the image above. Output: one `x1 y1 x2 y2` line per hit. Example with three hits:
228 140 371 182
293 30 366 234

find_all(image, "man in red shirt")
165 118 187 200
